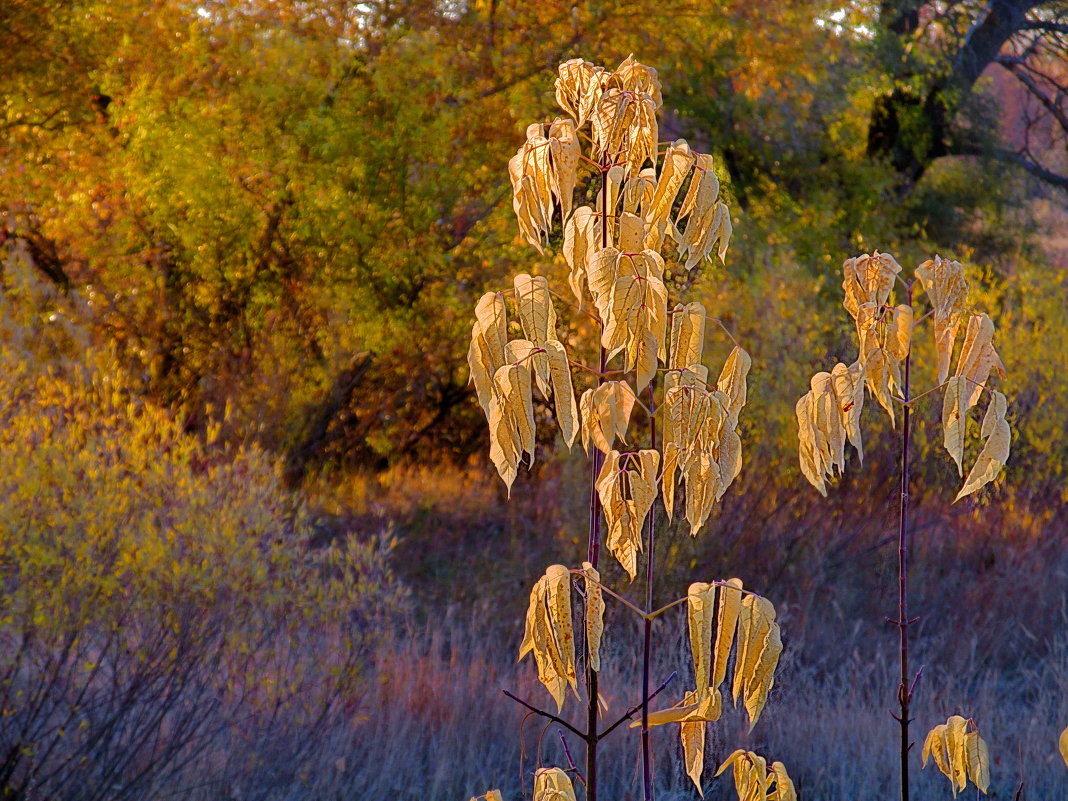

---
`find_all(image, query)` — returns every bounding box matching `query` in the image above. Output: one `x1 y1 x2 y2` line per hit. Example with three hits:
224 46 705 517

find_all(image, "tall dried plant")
794 252 1010 799
468 57 795 801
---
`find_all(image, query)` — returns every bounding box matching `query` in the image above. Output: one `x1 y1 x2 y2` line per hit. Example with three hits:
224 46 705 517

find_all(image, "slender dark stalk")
897 282 914 801
640 384 657 801
583 154 613 801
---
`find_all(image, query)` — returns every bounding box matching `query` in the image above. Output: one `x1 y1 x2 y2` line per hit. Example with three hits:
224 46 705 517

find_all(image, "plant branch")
598 672 678 738
502 690 585 738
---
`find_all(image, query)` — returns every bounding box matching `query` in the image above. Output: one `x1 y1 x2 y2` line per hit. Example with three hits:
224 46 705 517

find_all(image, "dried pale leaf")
587 247 621 322
646 140 695 251
942 376 968 476
916 256 968 383
680 689 707 796
611 55 663 108
889 304 913 361
955 393 1010 502
468 321 496 417
923 724 953 791
955 313 1006 409
714 749 749 778
743 621 781 731
668 301 706 369
548 118 579 219
626 92 659 175
965 730 990 794
684 452 720 536
555 59 604 128
718 346 751 427
488 397 519 492
831 361 865 464
580 562 604 672
770 762 797 801
622 169 656 215
533 767 578 801
580 381 636 454
519 574 566 710
688 582 715 698
796 392 828 496
864 347 897 427
544 340 579 448
946 715 968 793
618 211 647 252
733 594 777 709
544 564 577 694
591 88 634 163
494 363 535 463
712 578 743 689
716 427 742 499
563 206 597 303
475 292 507 367
513 273 558 346
842 251 901 316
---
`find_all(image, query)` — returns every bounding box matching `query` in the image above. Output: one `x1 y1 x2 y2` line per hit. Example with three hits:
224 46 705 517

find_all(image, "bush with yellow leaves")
0 244 404 800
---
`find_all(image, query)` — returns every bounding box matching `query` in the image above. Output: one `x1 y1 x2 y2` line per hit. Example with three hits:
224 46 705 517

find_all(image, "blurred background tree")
2 1 1064 484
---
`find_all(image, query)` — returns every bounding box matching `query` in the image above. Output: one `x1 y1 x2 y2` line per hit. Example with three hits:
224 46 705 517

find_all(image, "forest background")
2 1 1067 799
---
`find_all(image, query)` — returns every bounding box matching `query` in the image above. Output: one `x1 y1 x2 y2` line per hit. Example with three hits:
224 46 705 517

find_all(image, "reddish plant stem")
583 155 612 801
897 282 914 801
640 383 657 801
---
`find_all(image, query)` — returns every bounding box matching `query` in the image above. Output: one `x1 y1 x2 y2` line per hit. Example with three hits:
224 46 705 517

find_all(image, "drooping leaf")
942 375 968 476
732 593 781 731
796 391 828 496
645 139 695 251
533 767 578 801
863 346 897 426
519 566 578 711
955 390 1010 502
555 59 605 128
687 582 715 699
513 273 558 346
965 729 991 794
954 312 1007 410
579 380 636 454
680 689 707 796
580 562 604 672
916 256 969 383
770 761 797 801
667 301 705 369
548 117 580 220
543 340 578 448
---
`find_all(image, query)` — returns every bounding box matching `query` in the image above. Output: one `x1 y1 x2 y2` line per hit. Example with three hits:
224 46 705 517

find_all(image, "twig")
598 671 678 738
502 690 585 738
558 732 586 786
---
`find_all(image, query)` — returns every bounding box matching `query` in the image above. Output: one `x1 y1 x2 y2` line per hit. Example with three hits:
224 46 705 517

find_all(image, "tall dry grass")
317 457 1068 800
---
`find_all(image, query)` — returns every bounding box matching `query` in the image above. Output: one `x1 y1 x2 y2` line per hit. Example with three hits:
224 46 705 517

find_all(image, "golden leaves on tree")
922 716 990 796
797 251 1010 500
662 340 750 534
468 290 578 490
641 580 780 794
